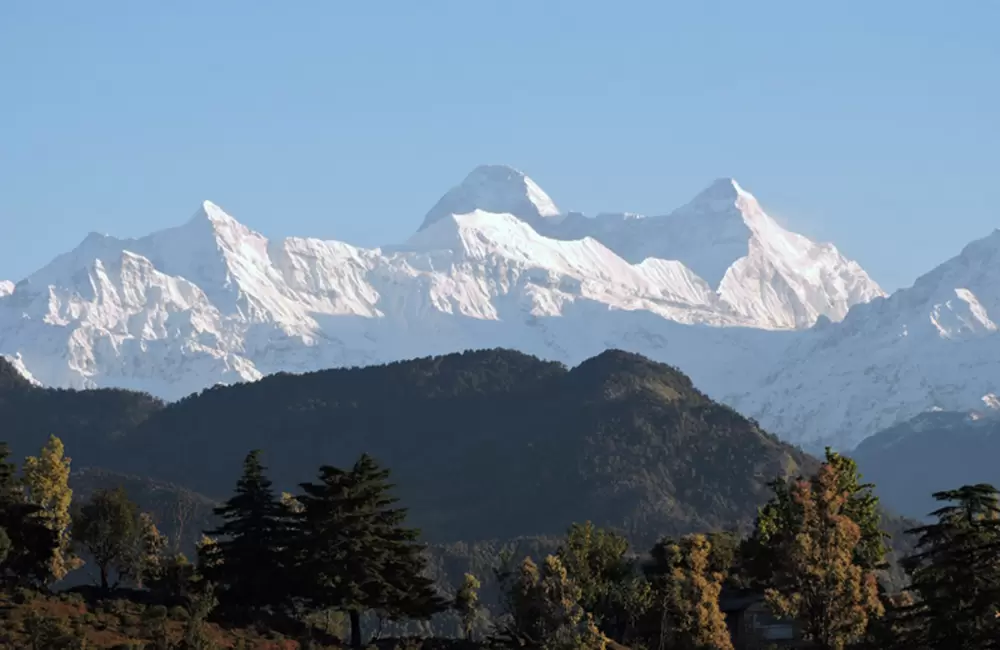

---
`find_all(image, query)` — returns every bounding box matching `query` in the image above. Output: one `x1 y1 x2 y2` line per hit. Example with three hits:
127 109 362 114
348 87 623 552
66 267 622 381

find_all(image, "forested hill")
0 356 163 460
1 349 815 545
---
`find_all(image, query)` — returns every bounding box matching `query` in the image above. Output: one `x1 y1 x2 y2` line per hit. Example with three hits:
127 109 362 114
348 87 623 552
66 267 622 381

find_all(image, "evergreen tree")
294 453 446 648
762 463 883 650
22 434 77 582
72 486 140 591
204 450 290 617
901 483 1000 649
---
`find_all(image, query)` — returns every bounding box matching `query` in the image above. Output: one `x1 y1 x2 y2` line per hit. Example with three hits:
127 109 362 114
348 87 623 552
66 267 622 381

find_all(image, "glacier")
2 165 996 451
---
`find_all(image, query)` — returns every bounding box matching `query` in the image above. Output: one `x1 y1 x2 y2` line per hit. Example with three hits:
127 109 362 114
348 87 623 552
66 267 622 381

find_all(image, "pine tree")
22 434 77 583
763 463 883 650
901 483 1000 649
294 453 446 648
204 450 290 617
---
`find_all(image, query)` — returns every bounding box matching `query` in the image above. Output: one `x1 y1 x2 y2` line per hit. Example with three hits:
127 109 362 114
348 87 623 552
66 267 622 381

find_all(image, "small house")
719 590 809 649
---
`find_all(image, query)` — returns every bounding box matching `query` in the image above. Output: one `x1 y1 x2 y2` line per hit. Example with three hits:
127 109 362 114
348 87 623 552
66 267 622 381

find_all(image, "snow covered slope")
0 281 12 297
0 165 940 450
726 229 1000 450
420 165 563 232
548 179 883 328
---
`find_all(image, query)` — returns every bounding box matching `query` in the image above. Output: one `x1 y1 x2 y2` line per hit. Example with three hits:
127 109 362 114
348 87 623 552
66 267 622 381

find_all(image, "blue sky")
2 2 997 291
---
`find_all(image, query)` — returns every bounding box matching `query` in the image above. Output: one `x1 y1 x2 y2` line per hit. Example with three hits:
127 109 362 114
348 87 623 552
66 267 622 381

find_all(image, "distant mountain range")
853 406 1000 519
2 165 998 450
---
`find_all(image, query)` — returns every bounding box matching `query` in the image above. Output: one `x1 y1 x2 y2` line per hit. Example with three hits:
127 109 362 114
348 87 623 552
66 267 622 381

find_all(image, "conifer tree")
901 483 1000 649
204 450 290 617
22 435 77 582
763 463 883 650
294 453 446 648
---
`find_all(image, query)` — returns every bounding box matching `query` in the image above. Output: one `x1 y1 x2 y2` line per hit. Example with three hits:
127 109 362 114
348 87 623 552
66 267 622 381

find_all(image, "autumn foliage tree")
0 443 57 587
644 534 732 650
498 554 609 650
762 463 883 650
556 522 650 644
453 573 482 640
22 434 77 583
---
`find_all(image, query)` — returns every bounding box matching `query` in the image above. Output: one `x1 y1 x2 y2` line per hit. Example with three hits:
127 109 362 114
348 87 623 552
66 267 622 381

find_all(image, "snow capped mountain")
727 229 1000 450
547 178 884 328
419 165 562 232
5 163 983 453
0 281 12 297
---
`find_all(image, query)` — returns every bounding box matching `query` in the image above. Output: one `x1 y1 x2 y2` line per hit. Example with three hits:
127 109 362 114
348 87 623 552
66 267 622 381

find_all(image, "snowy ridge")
6 164 989 452
0 353 41 386
420 165 562 232
547 179 884 328
726 228 1000 450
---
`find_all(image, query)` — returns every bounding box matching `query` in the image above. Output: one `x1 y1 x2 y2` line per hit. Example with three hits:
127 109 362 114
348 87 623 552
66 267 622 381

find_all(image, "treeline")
0 434 999 649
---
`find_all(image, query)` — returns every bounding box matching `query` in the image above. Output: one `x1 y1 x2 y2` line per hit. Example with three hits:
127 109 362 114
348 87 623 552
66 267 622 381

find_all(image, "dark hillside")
0 357 163 461
108 348 814 545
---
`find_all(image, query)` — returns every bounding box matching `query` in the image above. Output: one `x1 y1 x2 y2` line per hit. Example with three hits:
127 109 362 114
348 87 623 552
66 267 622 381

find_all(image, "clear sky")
1 1 997 291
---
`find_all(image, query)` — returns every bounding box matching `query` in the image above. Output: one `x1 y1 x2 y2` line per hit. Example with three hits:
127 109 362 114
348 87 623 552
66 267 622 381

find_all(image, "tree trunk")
350 609 362 649
100 563 109 592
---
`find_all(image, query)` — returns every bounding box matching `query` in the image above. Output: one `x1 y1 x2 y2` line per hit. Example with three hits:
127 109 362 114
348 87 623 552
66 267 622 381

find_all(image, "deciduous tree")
453 573 482 640
72 486 140 591
498 554 609 650
557 522 650 642
22 434 77 582
763 464 883 650
0 443 58 587
644 534 732 650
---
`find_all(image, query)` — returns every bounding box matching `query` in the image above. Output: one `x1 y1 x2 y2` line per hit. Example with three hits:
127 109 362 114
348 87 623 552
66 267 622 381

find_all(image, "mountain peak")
419 164 561 231
187 200 239 228
686 177 756 210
